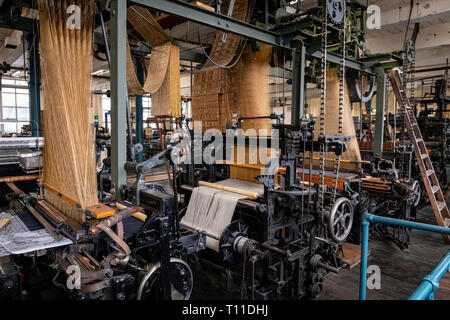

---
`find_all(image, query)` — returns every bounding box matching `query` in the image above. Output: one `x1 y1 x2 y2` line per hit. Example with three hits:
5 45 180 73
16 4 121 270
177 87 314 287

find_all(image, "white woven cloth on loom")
181 179 263 252
214 178 264 195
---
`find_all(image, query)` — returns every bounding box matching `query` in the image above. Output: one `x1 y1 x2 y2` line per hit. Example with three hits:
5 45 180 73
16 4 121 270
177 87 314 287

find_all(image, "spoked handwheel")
409 180 421 207
328 197 354 242
137 258 193 300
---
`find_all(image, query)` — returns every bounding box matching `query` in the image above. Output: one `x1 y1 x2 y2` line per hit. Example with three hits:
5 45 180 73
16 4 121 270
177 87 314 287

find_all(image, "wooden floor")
319 200 450 300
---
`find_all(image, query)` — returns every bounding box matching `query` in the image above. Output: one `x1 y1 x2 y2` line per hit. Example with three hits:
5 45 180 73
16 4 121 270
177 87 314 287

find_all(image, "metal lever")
135 147 175 184
127 147 175 206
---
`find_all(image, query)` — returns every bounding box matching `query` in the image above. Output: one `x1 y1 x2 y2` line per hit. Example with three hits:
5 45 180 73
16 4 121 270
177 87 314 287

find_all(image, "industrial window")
101 95 111 129
143 95 158 129
143 95 151 120
0 78 30 134
100 94 153 130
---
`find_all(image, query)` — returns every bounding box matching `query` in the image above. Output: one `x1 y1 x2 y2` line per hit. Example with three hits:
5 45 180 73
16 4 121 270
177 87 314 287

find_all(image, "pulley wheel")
137 258 193 300
409 180 421 207
219 220 249 264
328 197 354 242
326 0 346 25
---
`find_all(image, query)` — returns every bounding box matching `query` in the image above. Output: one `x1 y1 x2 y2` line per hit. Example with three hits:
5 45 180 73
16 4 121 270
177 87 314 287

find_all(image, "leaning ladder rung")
431 186 440 194
445 218 450 228
389 70 450 243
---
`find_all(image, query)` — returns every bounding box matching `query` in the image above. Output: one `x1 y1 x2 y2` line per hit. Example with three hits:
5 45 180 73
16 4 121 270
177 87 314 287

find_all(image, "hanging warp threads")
201 0 249 70
231 43 273 134
191 67 233 132
126 6 181 118
191 0 252 133
38 0 97 223
191 43 273 134
191 43 275 181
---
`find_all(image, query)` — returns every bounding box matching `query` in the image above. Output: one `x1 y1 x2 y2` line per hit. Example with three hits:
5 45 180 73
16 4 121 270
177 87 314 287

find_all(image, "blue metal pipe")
359 218 370 300
364 214 450 235
409 252 450 300
359 214 450 300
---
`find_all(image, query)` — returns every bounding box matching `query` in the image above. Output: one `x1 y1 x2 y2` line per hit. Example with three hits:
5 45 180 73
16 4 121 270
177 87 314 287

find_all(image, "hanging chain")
331 14 346 205
318 4 328 220
400 44 415 173
410 49 416 108
400 49 411 145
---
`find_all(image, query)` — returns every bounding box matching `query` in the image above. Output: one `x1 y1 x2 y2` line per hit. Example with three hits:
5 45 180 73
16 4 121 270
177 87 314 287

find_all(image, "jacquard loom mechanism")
172 113 421 298
96 117 359 299
0 146 204 300
45 116 420 300
0 0 436 301
173 118 360 299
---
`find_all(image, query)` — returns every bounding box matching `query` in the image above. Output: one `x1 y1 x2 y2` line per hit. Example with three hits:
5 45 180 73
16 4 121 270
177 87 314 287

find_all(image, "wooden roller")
0 175 40 183
116 202 147 223
0 218 11 231
198 181 259 198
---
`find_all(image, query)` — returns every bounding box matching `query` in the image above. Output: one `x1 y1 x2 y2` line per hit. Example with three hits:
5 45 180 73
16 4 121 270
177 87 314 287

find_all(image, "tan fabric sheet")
191 44 273 134
202 0 249 70
125 6 181 117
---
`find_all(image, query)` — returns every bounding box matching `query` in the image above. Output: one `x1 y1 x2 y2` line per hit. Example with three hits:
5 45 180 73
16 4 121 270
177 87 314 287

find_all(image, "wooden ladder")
388 68 450 244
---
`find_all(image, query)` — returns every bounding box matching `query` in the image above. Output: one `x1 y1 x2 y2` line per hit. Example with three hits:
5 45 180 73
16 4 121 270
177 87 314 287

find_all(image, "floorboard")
319 199 450 300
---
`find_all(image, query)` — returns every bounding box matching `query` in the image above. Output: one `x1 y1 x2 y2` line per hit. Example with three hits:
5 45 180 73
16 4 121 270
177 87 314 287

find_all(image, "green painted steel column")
373 67 386 158
135 57 144 163
291 40 306 125
110 0 127 199
27 32 41 137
